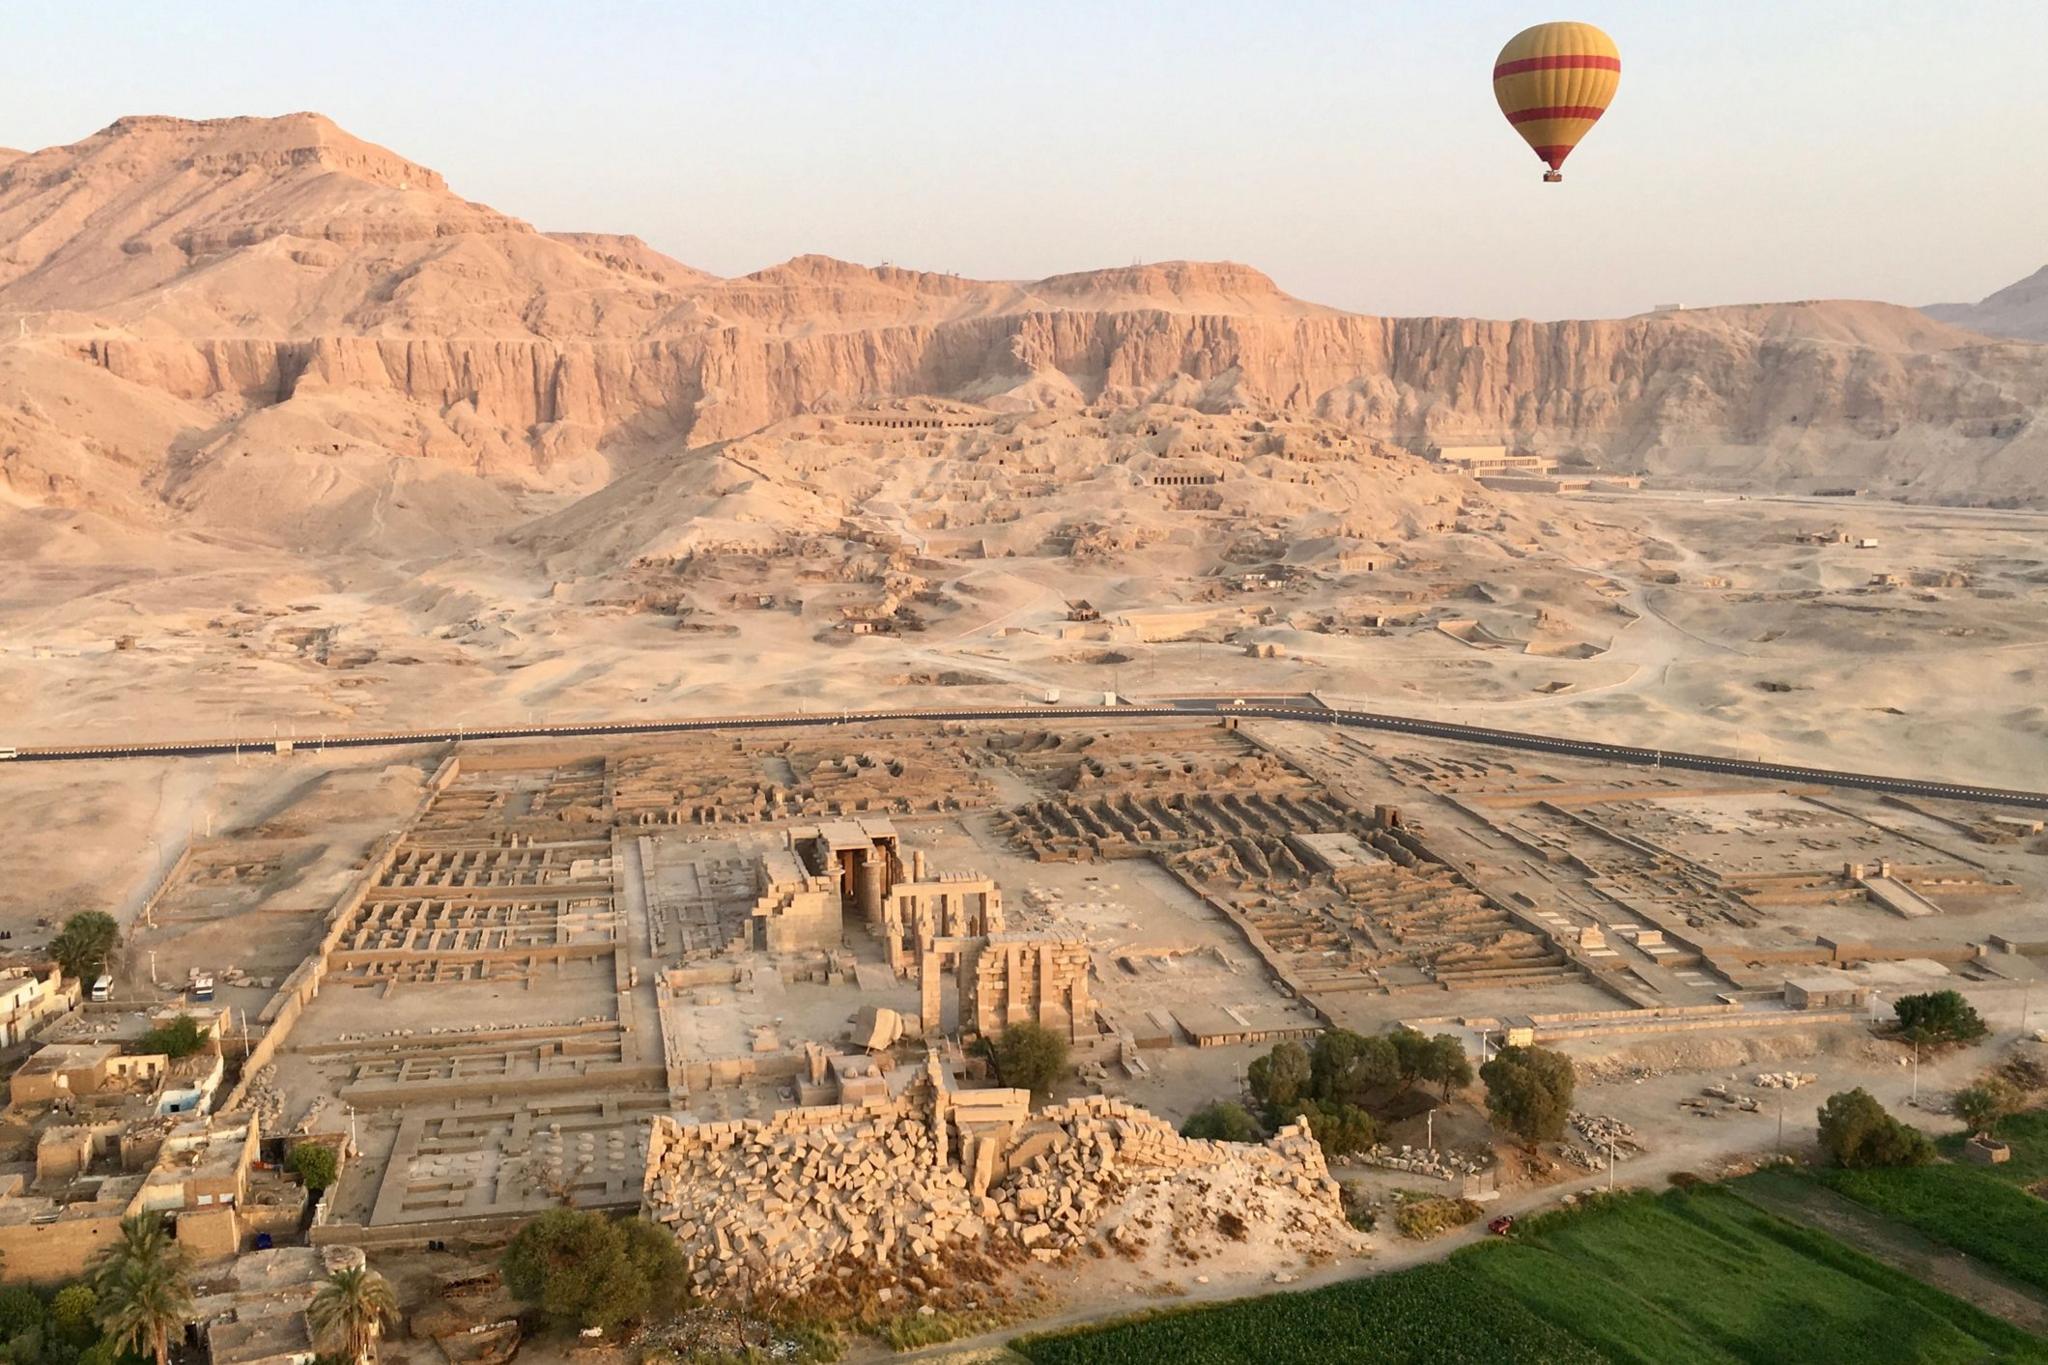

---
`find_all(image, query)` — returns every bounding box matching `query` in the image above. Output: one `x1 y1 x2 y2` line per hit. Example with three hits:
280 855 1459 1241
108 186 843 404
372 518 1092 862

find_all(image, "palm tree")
92 1214 193 1365
306 1266 399 1365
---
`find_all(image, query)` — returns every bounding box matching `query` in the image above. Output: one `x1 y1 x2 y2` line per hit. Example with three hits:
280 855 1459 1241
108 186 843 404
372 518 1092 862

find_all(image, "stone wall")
962 936 1090 1038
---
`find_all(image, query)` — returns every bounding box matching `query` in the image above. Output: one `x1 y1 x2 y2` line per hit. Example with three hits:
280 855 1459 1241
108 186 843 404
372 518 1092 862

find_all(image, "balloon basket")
1542 171 1563 183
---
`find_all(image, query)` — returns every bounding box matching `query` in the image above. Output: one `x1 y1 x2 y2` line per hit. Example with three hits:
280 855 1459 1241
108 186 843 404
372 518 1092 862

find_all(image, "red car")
1487 1215 1517 1237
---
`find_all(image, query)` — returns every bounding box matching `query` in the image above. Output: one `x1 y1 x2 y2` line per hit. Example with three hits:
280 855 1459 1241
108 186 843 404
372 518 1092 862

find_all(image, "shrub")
502 1210 687 1333
1952 1079 2017 1135
0 1285 45 1339
987 1021 1070 1100
50 1284 98 1344
1179 1102 1262 1142
50 911 120 983
1817 1088 1936 1169
134 1015 207 1061
288 1143 341 1194
1480 1045 1575 1146
1393 1196 1482 1240
1893 990 1987 1045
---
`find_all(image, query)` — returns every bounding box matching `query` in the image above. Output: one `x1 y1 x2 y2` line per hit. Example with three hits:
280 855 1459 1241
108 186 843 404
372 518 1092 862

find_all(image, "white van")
90 974 113 1003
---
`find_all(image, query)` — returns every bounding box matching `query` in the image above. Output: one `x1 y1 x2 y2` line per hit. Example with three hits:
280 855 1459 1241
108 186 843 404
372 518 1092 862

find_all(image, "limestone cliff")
3 113 2046 521
1925 263 2048 343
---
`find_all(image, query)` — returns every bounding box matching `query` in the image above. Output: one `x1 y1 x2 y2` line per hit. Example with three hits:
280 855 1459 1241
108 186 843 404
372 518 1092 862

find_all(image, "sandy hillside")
0 112 2044 789
1924 261 2048 342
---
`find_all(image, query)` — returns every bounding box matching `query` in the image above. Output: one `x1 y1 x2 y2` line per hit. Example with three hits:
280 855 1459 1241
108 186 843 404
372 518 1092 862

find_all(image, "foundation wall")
0 1214 129 1283
223 756 463 1113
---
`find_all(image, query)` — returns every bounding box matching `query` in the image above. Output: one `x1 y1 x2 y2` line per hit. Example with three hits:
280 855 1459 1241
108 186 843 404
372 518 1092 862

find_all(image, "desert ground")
4 710 2043 1353
9 454 2047 789
3 110 2047 1359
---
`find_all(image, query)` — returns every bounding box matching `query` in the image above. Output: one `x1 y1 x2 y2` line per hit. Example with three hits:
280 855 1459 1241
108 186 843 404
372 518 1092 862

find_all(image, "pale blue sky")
6 1 2043 319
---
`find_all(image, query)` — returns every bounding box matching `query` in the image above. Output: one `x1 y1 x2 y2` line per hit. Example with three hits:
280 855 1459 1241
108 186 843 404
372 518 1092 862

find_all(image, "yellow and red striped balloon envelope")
1492 21 1620 182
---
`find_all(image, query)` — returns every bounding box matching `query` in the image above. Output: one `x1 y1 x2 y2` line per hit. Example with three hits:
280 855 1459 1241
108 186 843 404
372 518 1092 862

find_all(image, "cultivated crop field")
1013 1188 2048 1364
1816 1107 2048 1296
1011 1259 1603 1365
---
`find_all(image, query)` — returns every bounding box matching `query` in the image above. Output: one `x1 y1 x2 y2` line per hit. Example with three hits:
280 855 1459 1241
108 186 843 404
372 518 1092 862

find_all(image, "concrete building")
8 1043 165 1106
1784 975 1872 1011
0 968 77 1047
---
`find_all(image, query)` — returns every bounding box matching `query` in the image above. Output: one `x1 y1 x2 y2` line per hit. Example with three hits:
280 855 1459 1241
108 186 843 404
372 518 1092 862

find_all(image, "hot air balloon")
1492 21 1620 182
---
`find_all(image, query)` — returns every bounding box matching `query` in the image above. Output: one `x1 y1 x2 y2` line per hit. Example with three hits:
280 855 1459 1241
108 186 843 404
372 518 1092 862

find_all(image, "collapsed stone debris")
1751 1071 1818 1090
642 1056 1345 1296
1568 1111 1641 1156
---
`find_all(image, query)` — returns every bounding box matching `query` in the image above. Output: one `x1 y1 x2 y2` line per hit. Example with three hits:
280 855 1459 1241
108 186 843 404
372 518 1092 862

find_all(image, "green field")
1812 1108 2048 1296
1818 1162 2048 1295
1012 1188 2048 1365
1941 1109 2048 1184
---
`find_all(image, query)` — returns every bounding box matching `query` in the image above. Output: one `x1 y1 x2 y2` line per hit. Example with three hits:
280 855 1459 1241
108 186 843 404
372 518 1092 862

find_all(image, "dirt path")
1731 1170 2048 1335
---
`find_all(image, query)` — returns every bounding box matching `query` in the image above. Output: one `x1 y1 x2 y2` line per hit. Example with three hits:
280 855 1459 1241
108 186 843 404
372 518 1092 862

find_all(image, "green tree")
501 1210 686 1333
1424 1034 1475 1099
1389 1028 1433 1091
91 1214 193 1365
288 1143 342 1194
1817 1088 1936 1169
1309 1030 1398 1106
50 1285 98 1346
1953 1079 2017 1136
50 912 120 984
1180 1102 1263 1143
306 1266 398 1364
1282 1100 1377 1157
50 1285 97 1342
1893 991 1988 1045
987 1021 1070 1100
0 1285 45 1339
1480 1045 1575 1147
133 1015 207 1061
1247 1040 1312 1115
616 1219 688 1321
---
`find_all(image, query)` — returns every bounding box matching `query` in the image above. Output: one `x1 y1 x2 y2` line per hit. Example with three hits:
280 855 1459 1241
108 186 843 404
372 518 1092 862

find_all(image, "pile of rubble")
1751 1071 1817 1090
643 1060 1346 1297
1338 1143 1487 1180
239 1064 284 1129
1569 1111 1641 1156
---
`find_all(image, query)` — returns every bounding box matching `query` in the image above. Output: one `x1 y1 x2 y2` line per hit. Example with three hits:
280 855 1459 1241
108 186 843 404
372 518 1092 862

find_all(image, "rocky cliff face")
1925 263 2048 343
2 113 2046 522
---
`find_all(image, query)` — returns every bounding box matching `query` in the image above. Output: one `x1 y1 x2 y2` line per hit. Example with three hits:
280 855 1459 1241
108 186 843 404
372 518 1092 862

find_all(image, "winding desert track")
7 699 2046 811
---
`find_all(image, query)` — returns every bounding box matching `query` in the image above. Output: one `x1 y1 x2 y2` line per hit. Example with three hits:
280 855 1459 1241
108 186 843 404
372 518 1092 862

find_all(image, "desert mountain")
1924 263 2048 343
2 111 2047 546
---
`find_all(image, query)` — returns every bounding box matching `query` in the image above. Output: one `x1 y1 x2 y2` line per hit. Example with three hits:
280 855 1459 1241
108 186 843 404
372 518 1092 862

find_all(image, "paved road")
7 699 2046 810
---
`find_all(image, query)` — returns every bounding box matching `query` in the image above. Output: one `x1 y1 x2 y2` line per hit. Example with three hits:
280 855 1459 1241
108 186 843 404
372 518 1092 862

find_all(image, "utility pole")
1426 1107 1436 1154
144 838 163 927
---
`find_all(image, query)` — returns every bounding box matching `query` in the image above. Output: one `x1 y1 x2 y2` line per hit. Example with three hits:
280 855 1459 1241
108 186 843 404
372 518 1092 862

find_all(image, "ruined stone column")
856 848 886 934
920 951 944 1035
